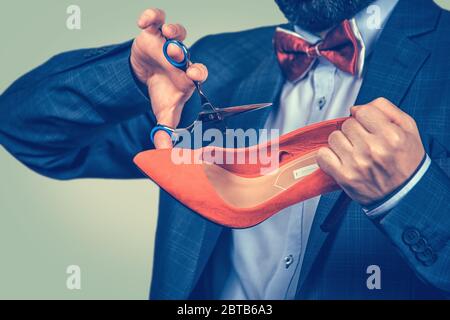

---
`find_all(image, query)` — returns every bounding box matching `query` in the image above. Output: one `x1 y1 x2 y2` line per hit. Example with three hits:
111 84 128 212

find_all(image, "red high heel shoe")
134 117 348 228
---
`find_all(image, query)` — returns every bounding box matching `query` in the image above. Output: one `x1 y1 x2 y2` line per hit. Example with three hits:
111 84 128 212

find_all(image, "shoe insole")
202 150 319 208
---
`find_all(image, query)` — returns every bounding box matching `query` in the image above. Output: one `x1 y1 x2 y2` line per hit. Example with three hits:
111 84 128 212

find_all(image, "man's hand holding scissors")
131 8 208 149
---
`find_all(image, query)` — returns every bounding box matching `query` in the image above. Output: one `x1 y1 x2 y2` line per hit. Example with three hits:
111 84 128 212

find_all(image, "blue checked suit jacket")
1 0 449 299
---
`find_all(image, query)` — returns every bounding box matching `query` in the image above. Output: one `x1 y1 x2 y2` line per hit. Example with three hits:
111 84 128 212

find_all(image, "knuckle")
359 104 371 112
373 97 389 105
389 133 402 148
341 171 357 185
386 128 405 149
144 8 156 18
327 130 340 145
341 119 350 132
341 118 356 133
145 8 164 20
404 114 417 131
354 156 371 172
359 104 373 115
368 143 388 161
316 147 332 166
354 106 371 120
316 147 328 160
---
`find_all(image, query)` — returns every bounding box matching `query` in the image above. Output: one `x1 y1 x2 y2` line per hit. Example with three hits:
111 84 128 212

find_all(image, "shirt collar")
294 0 399 56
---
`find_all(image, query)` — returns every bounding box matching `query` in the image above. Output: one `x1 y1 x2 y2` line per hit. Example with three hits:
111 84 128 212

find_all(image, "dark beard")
274 0 376 32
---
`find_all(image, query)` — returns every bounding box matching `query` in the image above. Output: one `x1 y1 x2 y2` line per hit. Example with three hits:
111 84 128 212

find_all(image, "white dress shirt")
208 0 430 300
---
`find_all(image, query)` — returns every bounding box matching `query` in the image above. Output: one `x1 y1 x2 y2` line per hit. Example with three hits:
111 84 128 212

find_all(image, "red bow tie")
274 20 363 82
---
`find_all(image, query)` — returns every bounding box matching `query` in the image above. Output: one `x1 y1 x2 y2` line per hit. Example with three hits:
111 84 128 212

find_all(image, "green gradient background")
0 0 449 300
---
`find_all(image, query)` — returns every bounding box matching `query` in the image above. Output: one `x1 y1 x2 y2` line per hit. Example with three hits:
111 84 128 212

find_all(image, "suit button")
416 247 437 266
411 238 428 253
403 228 421 245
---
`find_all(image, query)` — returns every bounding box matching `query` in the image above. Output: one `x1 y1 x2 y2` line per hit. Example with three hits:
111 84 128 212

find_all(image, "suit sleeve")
0 40 156 179
375 157 450 294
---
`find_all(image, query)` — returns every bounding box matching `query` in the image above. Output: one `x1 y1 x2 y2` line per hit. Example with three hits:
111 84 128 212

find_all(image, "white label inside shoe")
293 164 319 180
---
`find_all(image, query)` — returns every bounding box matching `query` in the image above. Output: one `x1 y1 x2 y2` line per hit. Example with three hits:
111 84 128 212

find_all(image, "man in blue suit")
0 0 449 299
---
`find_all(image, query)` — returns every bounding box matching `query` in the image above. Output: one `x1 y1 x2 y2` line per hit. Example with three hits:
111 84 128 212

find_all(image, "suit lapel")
296 0 440 296
354 3 438 106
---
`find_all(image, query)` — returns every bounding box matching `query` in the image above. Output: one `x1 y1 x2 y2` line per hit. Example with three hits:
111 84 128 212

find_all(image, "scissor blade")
217 103 273 118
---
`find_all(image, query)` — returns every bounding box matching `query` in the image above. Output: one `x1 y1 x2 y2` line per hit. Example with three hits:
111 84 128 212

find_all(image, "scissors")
150 36 273 144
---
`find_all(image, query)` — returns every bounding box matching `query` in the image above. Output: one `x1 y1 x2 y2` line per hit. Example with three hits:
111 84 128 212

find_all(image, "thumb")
153 130 174 149
186 63 208 82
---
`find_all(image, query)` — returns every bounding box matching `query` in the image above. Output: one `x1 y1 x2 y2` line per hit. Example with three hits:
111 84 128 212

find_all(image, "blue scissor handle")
163 39 190 70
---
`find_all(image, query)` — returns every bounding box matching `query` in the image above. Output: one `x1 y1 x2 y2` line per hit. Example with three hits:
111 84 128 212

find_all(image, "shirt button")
318 96 327 110
284 255 294 269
